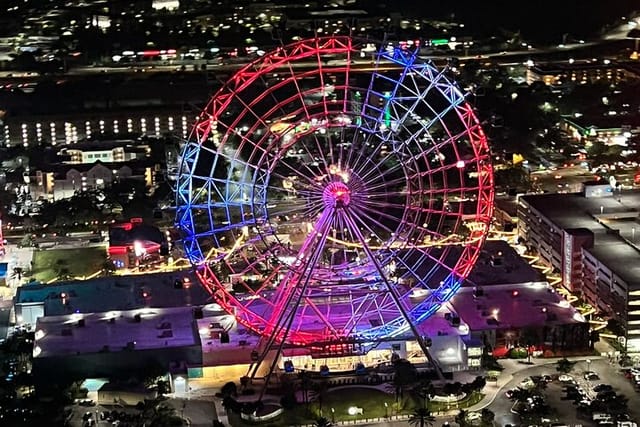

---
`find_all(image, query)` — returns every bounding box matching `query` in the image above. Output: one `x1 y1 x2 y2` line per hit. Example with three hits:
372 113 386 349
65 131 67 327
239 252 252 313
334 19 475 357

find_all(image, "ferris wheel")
176 36 494 354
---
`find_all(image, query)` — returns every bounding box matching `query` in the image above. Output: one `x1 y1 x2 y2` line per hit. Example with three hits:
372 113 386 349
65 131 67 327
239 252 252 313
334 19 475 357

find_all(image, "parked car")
559 374 574 382
584 371 600 381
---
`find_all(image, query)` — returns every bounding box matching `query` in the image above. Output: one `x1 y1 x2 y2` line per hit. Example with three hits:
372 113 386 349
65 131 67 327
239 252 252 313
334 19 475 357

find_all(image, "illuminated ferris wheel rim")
176 36 494 345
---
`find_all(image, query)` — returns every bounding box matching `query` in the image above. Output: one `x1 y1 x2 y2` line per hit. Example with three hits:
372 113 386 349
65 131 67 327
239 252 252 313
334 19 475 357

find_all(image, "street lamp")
586 359 591 373
384 402 388 419
331 407 335 423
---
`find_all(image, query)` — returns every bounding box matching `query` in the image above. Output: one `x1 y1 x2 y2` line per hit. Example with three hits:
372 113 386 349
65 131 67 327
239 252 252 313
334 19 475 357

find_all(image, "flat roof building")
15 270 209 328
33 306 202 380
518 190 640 351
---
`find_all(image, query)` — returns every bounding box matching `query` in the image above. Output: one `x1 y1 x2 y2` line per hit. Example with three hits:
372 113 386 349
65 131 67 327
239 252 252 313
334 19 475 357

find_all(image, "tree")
137 399 181 426
408 407 435 427
412 378 434 409
12 267 24 281
298 370 312 407
556 358 575 374
102 259 116 276
392 359 417 405
221 381 237 398
471 376 487 392
455 409 469 427
481 408 495 427
56 267 71 280
310 379 329 416
313 416 333 427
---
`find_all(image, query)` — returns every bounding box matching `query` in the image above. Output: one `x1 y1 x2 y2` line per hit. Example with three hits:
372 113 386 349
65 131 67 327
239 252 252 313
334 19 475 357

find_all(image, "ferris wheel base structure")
199 300 474 376
176 36 494 379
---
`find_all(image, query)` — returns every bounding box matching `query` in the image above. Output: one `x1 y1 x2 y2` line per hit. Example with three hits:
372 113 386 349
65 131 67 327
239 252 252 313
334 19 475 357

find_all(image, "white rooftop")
34 306 199 358
450 282 583 331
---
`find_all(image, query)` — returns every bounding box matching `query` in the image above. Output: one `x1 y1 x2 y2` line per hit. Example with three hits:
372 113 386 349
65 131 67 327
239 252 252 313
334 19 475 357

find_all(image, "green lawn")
31 247 107 283
227 387 485 426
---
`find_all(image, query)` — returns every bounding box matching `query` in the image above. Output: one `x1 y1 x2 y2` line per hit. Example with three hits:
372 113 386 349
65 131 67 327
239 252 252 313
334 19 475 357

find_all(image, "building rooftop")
466 240 544 286
584 232 640 289
34 306 200 358
521 191 640 289
15 270 210 316
450 282 583 331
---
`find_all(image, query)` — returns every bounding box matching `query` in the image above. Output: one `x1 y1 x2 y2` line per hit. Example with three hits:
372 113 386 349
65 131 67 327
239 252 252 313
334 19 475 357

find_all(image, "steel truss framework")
176 36 494 353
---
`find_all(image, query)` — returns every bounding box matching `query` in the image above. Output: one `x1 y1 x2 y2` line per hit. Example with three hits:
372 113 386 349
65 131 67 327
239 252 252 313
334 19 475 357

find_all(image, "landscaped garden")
30 247 108 283
221 359 489 426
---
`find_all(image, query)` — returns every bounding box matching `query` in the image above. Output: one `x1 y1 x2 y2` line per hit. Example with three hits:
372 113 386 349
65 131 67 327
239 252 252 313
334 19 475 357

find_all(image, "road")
530 164 637 194
0 26 633 84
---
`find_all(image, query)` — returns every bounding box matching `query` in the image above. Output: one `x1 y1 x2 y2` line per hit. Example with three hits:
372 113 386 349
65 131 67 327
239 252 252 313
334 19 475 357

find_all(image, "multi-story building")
518 188 640 351
28 161 155 201
0 109 195 147
58 140 151 164
526 61 640 89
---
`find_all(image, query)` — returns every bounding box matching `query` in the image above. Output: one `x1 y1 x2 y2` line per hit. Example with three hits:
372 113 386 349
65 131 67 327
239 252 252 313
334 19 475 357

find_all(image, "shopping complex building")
518 184 640 352
12 240 587 386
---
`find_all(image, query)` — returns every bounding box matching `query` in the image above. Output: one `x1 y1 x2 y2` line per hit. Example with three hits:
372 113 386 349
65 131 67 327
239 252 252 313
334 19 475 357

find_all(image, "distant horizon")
382 0 637 43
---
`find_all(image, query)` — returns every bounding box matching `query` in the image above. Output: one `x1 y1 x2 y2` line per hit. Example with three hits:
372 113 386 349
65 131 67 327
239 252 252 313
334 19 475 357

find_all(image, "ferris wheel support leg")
249 209 336 400
340 208 445 380
246 210 329 379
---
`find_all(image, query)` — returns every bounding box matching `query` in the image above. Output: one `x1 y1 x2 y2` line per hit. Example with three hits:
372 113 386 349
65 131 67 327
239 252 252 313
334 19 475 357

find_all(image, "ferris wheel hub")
323 181 351 208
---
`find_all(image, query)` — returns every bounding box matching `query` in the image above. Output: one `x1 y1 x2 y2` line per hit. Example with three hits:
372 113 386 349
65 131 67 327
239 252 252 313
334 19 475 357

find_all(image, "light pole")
384 402 388 419
331 407 335 424
586 359 591 373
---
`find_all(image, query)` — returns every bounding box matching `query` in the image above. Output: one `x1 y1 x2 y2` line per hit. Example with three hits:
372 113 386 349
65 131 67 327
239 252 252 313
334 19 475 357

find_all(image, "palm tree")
313 416 333 427
12 267 24 281
298 370 312 407
481 408 495 427
413 378 435 409
408 407 435 427
310 379 329 416
556 358 575 374
455 409 469 427
140 400 183 426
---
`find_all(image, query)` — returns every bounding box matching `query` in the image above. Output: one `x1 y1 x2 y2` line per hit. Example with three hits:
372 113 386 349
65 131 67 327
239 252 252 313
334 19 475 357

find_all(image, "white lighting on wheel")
456 160 465 169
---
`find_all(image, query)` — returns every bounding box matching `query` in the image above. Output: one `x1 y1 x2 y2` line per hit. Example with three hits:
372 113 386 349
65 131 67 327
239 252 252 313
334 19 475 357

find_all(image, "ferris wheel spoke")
314 37 329 117
350 47 419 171
360 174 406 195
346 206 398 251
269 157 326 192
355 82 467 182
356 159 405 189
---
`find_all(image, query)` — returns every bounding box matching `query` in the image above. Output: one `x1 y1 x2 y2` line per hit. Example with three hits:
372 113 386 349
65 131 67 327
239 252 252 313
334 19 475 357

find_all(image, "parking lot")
492 358 640 427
